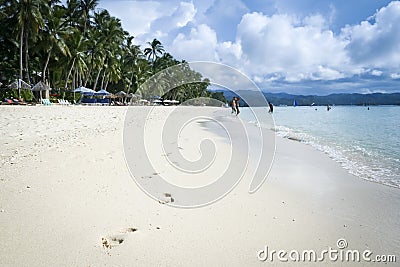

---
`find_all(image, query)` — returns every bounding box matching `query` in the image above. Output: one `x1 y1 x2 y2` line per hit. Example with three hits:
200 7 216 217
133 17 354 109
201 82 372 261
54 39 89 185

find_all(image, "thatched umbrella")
115 91 127 97
32 81 50 91
115 91 127 102
32 82 51 100
8 79 31 90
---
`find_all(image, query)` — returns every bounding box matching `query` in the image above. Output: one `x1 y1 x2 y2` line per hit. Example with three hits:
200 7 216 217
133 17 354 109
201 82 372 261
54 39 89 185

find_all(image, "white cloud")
371 69 383 76
175 2 197 27
167 11 352 84
99 0 400 93
216 41 242 62
169 24 219 61
390 73 400 79
100 1 196 46
100 1 166 37
150 1 196 32
235 12 349 82
342 1 400 68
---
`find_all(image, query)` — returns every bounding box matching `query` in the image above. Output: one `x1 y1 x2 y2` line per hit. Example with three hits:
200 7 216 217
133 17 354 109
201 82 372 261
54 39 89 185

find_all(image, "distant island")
216 90 400 106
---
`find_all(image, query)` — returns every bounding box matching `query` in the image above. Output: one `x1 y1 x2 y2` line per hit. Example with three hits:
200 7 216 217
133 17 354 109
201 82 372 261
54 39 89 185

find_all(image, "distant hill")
216 90 400 106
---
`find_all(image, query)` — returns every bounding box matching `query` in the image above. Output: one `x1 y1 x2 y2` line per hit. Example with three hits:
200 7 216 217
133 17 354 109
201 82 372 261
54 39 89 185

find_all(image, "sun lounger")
4 98 15 105
41 99 52 105
57 99 71 106
13 98 27 105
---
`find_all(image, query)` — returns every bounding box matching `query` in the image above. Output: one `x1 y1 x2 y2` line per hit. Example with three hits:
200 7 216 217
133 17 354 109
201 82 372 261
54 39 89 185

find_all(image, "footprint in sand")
159 193 174 204
101 228 138 249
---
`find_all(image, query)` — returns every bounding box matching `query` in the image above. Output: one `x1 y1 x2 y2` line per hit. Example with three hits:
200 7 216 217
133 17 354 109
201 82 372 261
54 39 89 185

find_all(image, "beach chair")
42 99 51 106
13 98 27 105
2 98 12 105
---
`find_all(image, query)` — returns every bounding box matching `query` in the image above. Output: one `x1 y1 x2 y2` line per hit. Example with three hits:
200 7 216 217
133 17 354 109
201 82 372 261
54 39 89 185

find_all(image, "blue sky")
98 0 400 95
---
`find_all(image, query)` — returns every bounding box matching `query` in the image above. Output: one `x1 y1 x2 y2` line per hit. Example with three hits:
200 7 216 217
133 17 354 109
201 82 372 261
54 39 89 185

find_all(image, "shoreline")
0 105 399 266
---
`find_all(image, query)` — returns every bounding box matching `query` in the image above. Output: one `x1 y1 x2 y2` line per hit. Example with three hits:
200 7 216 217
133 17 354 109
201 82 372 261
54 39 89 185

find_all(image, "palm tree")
15 0 47 97
64 29 88 89
78 0 98 34
144 38 164 62
91 10 125 90
41 5 70 86
123 36 143 94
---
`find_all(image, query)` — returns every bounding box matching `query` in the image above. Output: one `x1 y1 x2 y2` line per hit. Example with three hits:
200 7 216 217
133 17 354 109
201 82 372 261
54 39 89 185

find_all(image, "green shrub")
21 89 34 102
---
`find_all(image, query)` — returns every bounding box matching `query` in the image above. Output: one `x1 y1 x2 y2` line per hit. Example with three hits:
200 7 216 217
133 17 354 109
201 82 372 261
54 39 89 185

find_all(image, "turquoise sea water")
240 106 400 188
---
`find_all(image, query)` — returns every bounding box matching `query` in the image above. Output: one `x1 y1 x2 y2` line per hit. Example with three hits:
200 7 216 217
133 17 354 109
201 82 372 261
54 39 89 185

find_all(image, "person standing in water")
268 102 274 113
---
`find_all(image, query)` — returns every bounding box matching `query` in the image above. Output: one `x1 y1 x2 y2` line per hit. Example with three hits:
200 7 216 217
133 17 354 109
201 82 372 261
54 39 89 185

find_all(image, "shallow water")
240 105 400 188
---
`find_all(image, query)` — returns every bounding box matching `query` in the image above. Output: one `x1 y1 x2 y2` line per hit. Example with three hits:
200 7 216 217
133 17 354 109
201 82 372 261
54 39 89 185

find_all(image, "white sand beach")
0 105 399 266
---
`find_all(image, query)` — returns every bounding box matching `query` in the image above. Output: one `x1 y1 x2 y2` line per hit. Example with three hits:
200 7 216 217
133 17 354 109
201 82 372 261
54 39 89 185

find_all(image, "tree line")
0 0 222 103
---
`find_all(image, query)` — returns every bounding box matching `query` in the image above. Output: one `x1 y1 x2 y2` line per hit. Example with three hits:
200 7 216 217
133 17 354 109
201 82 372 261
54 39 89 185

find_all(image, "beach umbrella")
126 93 138 98
32 81 50 91
115 91 127 97
32 82 51 100
73 87 96 101
73 86 93 93
82 90 96 96
8 79 31 90
95 89 111 95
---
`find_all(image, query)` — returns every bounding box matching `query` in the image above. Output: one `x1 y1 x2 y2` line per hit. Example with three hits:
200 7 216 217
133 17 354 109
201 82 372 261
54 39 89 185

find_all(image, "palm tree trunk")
42 49 52 83
72 69 76 90
127 71 134 94
19 25 24 99
100 69 106 90
65 57 76 89
25 32 30 83
93 68 102 91
84 67 92 87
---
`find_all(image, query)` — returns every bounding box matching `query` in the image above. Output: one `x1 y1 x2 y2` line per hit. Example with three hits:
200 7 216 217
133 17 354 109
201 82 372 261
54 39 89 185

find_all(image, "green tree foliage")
0 0 211 103
211 91 227 103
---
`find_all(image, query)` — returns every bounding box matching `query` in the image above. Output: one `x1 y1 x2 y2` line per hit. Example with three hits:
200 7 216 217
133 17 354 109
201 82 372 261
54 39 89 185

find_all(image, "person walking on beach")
231 97 237 114
268 102 274 113
235 97 240 116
